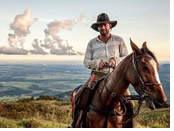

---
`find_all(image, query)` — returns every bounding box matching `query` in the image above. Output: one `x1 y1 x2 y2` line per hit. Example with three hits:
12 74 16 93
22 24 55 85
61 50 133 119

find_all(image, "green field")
0 64 170 103
0 64 89 101
0 98 170 128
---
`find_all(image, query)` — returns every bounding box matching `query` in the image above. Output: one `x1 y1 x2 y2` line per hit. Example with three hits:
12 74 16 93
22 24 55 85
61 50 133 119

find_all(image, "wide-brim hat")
91 13 117 32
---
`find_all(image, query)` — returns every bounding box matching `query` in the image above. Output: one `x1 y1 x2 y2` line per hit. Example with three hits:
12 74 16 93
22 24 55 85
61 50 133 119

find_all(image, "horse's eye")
142 65 148 70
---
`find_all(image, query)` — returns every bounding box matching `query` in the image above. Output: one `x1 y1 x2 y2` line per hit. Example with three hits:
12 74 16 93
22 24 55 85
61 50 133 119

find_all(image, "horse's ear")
130 38 142 55
142 41 148 52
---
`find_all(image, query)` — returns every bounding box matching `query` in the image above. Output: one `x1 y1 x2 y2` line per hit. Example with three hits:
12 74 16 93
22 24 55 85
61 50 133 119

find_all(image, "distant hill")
159 63 170 103
0 63 170 103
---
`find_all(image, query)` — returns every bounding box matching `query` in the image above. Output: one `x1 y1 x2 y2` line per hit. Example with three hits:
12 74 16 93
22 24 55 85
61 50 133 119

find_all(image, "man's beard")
100 33 106 37
100 29 108 36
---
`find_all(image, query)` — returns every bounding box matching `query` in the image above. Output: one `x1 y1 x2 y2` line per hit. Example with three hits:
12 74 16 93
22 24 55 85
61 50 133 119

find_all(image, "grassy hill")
0 98 72 128
0 97 170 128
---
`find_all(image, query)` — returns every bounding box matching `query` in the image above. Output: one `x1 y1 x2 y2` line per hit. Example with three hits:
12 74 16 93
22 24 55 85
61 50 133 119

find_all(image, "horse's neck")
103 54 132 107
107 56 131 94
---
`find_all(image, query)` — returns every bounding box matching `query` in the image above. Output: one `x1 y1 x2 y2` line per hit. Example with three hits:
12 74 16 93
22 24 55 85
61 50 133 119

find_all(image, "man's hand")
99 60 108 69
108 58 116 68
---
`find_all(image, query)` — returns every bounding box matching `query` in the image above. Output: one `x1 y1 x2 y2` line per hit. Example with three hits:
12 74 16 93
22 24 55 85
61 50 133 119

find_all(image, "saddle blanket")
71 85 82 115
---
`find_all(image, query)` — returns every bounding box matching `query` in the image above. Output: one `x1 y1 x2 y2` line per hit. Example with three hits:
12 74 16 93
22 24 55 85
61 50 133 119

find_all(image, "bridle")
89 53 162 126
100 53 162 106
132 53 162 99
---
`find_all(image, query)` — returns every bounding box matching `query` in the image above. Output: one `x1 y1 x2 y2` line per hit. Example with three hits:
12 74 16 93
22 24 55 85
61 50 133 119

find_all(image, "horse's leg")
107 116 123 128
122 102 134 128
85 113 89 127
86 112 106 128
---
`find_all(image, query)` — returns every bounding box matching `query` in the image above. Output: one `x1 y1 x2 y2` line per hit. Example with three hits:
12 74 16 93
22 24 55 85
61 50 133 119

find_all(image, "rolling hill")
0 62 170 103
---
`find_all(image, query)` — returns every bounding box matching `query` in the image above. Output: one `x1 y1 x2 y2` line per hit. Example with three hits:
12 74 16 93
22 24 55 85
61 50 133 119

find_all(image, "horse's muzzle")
144 96 156 110
154 97 167 108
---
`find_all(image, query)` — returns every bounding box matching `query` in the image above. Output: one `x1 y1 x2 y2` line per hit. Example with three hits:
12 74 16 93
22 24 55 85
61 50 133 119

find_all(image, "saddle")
74 95 134 128
76 77 105 110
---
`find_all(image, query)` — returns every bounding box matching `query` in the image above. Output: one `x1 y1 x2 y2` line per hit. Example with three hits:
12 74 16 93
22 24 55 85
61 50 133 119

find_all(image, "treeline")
18 95 60 102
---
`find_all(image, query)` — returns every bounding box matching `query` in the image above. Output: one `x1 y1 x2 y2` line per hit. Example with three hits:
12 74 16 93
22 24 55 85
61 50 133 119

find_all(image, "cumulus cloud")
8 33 16 47
42 18 83 55
74 13 86 24
0 11 85 55
10 9 38 36
30 39 48 55
44 20 73 36
0 9 37 55
9 8 38 47
0 46 28 55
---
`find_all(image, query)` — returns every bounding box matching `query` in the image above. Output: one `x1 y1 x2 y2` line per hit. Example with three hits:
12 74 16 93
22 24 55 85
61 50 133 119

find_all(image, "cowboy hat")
91 13 117 32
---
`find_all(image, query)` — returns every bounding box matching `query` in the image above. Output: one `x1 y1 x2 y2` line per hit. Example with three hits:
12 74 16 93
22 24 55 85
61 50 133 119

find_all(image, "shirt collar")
96 34 113 42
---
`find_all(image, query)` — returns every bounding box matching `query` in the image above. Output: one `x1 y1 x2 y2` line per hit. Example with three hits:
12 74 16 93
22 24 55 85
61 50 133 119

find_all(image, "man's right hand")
99 60 108 69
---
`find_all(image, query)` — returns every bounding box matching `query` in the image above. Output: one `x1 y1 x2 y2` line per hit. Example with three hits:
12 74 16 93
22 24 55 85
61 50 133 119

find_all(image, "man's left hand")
108 58 116 68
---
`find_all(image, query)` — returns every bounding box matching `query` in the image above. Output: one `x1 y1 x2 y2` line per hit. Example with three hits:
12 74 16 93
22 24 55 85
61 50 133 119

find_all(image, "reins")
97 72 144 126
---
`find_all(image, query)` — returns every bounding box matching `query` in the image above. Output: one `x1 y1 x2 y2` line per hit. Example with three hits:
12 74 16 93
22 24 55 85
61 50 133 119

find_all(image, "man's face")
98 23 111 36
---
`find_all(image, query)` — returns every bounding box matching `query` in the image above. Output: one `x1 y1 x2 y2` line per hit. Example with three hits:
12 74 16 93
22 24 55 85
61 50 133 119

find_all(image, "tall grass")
135 108 170 128
0 117 69 128
0 100 72 126
0 99 170 128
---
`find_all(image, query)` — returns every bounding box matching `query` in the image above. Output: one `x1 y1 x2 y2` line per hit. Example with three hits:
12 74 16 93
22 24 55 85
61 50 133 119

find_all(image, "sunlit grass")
0 117 69 128
135 108 170 128
0 99 169 128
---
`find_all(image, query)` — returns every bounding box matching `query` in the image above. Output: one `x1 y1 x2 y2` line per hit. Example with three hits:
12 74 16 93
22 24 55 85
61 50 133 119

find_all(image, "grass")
0 117 69 128
0 99 170 128
0 100 72 125
135 107 170 128
134 101 170 128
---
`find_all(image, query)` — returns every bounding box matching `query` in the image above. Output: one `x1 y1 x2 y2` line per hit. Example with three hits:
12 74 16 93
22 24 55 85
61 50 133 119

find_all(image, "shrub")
36 95 59 101
18 96 35 102
18 119 41 128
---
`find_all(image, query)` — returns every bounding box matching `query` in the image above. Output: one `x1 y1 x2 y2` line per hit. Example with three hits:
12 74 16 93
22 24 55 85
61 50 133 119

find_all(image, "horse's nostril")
158 98 165 104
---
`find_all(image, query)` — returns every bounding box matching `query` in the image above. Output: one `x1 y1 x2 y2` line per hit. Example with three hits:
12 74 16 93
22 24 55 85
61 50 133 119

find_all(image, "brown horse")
84 39 167 128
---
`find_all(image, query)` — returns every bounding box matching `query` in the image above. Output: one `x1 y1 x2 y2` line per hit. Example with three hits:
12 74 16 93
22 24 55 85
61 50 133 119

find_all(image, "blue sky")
0 0 170 61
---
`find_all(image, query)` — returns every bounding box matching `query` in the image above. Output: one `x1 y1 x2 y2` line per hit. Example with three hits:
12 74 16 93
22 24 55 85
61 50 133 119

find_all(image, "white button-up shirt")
84 34 128 74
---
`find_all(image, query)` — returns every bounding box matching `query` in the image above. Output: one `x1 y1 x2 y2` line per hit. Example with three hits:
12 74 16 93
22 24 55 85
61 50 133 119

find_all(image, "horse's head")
128 39 167 110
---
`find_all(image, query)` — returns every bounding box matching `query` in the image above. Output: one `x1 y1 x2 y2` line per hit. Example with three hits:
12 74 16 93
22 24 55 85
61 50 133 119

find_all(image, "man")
75 13 131 99
72 13 133 127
